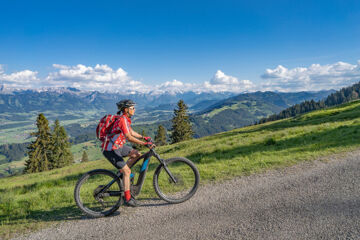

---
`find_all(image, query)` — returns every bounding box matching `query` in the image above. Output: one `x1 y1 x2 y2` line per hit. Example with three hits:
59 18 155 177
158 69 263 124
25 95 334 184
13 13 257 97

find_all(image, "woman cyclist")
102 99 154 207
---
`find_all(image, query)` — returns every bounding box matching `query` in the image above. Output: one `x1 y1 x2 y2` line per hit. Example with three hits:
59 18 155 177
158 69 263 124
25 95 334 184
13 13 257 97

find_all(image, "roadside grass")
1 100 360 239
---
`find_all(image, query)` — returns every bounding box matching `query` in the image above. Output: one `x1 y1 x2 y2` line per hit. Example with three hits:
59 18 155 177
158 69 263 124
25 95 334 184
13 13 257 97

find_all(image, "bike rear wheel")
74 169 123 217
153 157 200 203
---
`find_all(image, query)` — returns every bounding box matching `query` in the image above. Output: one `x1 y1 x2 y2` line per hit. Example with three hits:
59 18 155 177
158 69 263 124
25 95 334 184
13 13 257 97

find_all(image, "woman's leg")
126 149 142 168
122 164 131 192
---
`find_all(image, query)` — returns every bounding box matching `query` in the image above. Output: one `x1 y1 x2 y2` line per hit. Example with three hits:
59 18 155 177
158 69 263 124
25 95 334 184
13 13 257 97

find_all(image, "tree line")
258 81 360 124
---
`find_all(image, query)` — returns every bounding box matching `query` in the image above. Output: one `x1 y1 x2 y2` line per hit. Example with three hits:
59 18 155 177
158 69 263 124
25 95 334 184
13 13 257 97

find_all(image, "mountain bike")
74 147 200 217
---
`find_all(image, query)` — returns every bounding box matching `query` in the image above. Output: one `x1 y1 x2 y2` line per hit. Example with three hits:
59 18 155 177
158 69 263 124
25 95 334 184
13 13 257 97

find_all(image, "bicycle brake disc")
93 185 105 197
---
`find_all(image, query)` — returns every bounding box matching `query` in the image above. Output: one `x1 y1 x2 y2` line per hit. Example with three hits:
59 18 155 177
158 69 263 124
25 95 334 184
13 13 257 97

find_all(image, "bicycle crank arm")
102 191 122 197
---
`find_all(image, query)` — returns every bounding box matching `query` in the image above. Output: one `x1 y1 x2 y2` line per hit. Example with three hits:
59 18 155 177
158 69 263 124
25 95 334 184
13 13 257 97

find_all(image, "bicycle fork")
152 150 178 184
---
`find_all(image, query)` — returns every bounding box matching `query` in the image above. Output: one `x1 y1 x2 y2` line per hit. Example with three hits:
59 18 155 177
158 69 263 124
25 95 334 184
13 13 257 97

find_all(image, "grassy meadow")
1 100 360 239
203 100 275 118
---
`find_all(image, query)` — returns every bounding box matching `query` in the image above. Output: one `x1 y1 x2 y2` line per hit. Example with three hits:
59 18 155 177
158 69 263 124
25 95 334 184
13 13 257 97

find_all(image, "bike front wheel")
153 157 200 204
74 169 123 217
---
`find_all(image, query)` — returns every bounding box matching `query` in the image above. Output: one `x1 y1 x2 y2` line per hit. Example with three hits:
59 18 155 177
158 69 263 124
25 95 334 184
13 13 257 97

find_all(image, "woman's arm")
125 132 147 145
130 128 145 139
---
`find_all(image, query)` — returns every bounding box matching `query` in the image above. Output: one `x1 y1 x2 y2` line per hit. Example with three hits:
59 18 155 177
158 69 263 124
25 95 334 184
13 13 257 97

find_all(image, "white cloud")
151 71 255 94
46 64 147 93
0 66 254 94
203 70 255 93
152 79 196 94
210 70 239 85
3 60 360 94
0 65 41 89
163 79 184 87
261 61 360 92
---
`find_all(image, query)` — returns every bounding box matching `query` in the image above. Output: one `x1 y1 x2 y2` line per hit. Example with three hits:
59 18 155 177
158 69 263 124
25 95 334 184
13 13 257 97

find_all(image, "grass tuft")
264 137 277 146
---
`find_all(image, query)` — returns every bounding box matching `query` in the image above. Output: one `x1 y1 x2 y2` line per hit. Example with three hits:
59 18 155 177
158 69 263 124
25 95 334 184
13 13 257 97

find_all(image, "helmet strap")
125 108 131 118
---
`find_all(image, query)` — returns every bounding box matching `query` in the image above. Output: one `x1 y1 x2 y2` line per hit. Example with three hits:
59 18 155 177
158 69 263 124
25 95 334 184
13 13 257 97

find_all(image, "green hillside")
191 90 334 137
1 100 360 239
191 98 283 137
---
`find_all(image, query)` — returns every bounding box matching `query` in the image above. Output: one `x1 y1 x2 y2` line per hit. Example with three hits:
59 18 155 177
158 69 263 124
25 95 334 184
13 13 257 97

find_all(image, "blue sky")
0 0 360 93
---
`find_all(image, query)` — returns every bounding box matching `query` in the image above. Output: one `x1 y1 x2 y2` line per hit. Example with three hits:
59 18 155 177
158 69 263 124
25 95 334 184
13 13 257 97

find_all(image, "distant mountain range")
0 87 334 126
0 87 234 116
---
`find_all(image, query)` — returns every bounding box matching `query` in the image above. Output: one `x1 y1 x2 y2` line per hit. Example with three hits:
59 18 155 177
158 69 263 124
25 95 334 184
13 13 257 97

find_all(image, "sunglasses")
129 106 135 110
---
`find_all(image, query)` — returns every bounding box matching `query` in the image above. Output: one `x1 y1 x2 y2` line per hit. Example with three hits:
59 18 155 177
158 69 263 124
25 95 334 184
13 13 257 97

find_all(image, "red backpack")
96 114 121 142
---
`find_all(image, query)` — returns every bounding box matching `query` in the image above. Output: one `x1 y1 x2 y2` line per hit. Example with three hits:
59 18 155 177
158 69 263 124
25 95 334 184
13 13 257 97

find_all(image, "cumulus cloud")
0 66 253 94
48 64 136 92
203 70 255 93
3 60 360 94
151 71 255 94
210 70 239 85
152 79 196 94
0 65 41 89
46 64 147 93
261 61 360 92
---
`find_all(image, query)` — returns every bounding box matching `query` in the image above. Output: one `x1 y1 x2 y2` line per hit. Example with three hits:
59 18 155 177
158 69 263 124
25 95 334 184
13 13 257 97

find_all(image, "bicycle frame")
96 148 177 198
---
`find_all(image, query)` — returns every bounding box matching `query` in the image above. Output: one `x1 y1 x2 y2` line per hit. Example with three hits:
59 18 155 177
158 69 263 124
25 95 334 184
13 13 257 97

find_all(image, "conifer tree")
81 151 89 162
170 100 194 144
24 113 52 173
59 126 74 166
50 119 61 169
51 119 74 168
155 125 167 146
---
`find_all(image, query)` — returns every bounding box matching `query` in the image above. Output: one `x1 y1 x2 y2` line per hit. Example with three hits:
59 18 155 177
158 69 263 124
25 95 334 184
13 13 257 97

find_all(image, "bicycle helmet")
116 99 136 111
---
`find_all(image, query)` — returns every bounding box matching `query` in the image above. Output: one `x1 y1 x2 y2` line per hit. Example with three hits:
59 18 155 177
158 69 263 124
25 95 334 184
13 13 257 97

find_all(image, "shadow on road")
0 197 170 226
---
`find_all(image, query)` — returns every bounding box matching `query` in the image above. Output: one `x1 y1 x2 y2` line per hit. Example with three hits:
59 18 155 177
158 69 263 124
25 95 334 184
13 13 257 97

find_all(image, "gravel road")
14 150 360 240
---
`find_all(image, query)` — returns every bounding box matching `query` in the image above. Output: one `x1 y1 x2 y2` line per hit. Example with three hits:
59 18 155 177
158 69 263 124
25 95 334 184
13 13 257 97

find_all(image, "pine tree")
59 126 74 166
351 90 359 100
50 119 61 169
24 113 52 173
155 125 167 146
51 119 74 169
170 100 194 144
81 151 89 162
